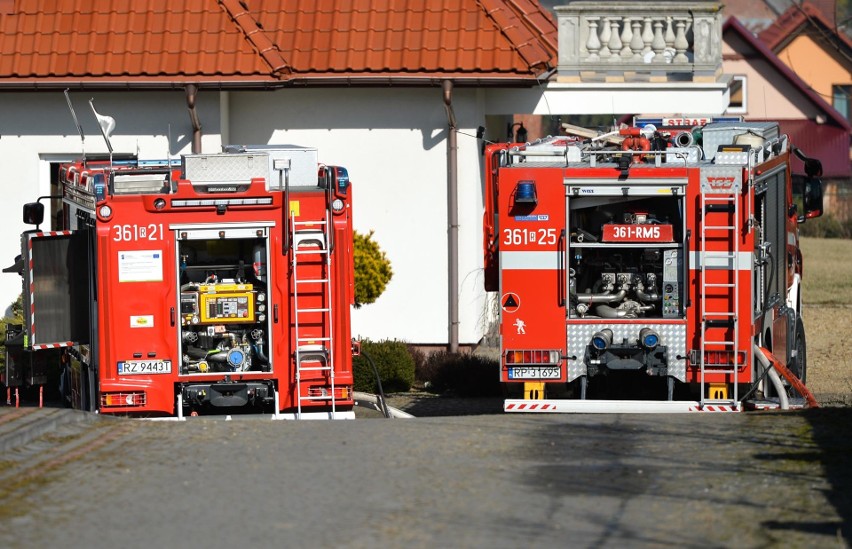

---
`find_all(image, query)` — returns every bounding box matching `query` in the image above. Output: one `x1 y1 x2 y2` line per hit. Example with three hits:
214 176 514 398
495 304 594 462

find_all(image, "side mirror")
23 202 44 225
793 175 823 222
803 177 824 219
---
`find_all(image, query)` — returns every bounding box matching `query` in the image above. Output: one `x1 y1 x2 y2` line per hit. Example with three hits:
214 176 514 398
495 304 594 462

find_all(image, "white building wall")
0 90 218 314
0 87 490 345
227 87 488 345
0 84 726 342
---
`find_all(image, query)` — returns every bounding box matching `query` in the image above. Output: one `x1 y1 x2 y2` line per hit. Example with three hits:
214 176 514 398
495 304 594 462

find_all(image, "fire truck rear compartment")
176 234 272 377
565 193 687 389
568 195 684 320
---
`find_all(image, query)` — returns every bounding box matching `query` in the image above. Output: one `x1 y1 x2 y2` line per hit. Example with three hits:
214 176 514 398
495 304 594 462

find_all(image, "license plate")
507 367 560 380
118 360 172 375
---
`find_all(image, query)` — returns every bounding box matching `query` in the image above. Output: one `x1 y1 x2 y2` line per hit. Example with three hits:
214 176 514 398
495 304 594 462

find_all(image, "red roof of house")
759 0 852 57
725 17 850 177
0 0 556 89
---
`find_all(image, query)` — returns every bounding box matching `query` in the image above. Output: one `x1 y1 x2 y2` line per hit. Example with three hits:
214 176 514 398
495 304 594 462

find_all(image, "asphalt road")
1 404 850 548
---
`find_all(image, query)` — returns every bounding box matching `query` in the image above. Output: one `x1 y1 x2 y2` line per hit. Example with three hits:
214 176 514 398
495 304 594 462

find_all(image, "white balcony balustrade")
555 1 723 83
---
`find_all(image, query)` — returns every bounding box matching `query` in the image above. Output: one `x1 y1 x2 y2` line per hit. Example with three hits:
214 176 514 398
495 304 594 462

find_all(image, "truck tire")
790 318 807 391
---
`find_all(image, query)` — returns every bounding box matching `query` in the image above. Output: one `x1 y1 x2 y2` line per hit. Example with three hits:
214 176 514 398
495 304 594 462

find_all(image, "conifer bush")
353 230 392 308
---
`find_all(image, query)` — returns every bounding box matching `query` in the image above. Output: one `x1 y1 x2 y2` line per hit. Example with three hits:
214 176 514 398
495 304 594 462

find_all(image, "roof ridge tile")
218 0 291 77
476 0 555 71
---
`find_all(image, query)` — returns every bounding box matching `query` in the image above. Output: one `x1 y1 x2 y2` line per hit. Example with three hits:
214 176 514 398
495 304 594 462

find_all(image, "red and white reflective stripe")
31 231 72 238
505 399 741 413
27 231 73 344
28 236 35 339
505 402 557 412
32 342 74 350
689 404 739 412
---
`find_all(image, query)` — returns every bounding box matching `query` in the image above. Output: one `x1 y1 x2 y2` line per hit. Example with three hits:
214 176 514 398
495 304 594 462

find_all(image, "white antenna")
89 98 115 166
63 89 85 163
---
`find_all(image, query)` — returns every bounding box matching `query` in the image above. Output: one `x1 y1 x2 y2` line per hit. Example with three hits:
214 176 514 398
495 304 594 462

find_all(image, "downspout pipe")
443 80 459 354
185 84 202 154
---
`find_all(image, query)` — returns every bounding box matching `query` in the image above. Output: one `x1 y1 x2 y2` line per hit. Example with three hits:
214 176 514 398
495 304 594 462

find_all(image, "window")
726 75 747 114
833 84 851 123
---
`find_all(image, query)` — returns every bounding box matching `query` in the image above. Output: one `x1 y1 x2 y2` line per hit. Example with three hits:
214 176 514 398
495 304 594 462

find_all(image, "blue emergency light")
514 181 537 204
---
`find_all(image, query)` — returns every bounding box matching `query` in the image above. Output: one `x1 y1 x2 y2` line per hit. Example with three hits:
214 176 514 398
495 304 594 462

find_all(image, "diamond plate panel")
701 165 742 194
183 153 269 185
702 122 779 160
566 322 687 382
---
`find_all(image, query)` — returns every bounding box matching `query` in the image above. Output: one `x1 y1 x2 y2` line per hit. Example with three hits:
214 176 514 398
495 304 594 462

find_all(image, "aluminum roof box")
223 145 319 190
183 153 268 192
702 122 779 161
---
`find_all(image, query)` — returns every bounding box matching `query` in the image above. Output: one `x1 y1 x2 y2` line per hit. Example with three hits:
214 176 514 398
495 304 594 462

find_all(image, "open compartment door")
22 230 92 349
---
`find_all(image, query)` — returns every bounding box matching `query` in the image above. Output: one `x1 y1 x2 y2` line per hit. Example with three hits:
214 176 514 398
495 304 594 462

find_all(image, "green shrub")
353 230 393 308
799 214 852 239
406 344 428 381
0 296 24 373
418 351 502 397
352 339 415 393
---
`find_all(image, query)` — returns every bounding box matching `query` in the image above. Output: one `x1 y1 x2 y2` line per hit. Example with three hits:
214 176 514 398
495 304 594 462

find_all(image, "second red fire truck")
5 145 356 419
484 119 824 412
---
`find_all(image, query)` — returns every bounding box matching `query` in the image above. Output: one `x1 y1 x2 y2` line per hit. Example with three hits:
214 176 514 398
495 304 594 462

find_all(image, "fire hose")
753 344 819 409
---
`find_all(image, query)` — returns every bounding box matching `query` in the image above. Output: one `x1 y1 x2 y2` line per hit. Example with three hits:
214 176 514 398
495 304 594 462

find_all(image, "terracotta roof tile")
0 0 556 88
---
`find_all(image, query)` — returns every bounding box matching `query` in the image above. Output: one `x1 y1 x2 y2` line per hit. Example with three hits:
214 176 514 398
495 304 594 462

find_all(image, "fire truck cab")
484 119 823 412
6 145 355 419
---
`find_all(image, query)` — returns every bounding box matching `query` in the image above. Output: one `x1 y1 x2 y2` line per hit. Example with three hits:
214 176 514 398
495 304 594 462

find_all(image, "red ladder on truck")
699 171 741 410
291 214 337 419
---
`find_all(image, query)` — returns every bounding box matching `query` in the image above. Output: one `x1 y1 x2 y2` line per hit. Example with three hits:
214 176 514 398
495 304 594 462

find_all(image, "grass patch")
800 237 852 306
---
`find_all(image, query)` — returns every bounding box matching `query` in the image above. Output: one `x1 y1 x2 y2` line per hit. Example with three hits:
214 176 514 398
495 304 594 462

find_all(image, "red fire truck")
5 145 356 419
484 119 824 412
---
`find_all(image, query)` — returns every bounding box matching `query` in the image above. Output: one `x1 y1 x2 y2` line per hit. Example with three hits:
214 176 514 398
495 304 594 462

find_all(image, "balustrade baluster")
641 17 654 56
608 18 622 62
630 19 644 60
619 17 633 58
586 17 601 62
674 18 689 63
599 17 611 58
652 20 667 62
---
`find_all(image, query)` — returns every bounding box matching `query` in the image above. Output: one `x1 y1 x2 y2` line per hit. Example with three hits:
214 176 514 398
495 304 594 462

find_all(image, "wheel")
789 318 807 399
59 364 72 408
791 318 807 384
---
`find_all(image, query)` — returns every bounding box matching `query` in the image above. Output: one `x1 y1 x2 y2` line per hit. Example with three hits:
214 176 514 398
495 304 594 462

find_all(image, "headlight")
97 204 113 221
